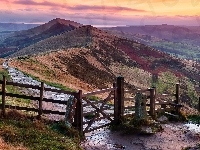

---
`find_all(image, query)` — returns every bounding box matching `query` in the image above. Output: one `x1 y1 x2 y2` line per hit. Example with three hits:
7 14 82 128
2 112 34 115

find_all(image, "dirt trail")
81 123 200 150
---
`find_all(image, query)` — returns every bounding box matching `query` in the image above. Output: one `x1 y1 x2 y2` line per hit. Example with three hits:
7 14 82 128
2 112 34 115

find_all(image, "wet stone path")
81 123 200 150
3 61 69 120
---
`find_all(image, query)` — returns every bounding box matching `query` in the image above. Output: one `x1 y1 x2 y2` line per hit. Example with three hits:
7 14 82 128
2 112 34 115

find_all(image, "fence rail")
0 76 77 118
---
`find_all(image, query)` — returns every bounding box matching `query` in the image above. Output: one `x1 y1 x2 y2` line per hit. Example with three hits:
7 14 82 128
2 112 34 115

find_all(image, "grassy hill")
2 19 200 106
0 18 82 58
103 25 200 61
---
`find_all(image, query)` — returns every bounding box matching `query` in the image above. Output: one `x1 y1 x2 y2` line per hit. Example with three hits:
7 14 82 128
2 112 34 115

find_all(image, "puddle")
184 122 200 133
84 127 127 149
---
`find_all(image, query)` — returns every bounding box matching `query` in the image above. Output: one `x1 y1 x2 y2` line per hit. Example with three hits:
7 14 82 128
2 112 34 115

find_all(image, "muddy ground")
81 123 200 150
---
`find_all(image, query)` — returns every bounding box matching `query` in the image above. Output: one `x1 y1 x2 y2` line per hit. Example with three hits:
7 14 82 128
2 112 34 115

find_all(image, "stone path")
3 60 69 120
81 123 200 150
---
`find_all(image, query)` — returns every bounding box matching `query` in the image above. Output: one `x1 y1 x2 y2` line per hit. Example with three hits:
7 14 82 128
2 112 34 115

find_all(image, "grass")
0 69 31 106
150 41 200 61
0 69 10 81
110 114 163 134
19 70 76 92
0 110 82 150
187 115 200 124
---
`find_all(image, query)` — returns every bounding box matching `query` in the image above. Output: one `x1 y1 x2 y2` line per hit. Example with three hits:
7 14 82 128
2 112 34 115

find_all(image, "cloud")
69 5 147 13
14 0 62 7
1 8 199 26
13 0 147 13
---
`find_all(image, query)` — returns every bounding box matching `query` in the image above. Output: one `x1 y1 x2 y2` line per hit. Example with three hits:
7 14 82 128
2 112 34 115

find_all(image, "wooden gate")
73 77 124 134
82 88 115 133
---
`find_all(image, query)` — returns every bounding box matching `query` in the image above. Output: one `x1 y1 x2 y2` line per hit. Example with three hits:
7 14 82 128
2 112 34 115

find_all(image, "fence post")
150 88 156 119
74 90 83 134
38 82 44 119
1 76 6 117
116 76 124 124
175 83 180 114
198 97 200 112
113 82 118 124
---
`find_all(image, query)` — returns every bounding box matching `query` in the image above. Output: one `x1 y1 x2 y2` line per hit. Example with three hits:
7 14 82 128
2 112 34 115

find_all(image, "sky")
0 0 200 26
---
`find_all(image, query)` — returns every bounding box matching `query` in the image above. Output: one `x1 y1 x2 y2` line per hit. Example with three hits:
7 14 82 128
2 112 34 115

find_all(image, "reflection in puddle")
84 128 126 149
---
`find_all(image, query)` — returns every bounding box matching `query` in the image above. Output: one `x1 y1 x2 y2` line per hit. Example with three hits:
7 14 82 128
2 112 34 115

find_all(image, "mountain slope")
0 23 40 32
103 25 200 61
10 24 200 82
0 18 82 57
6 21 200 106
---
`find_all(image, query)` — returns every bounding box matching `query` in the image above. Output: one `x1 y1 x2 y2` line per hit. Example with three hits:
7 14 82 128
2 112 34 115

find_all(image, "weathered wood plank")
155 107 174 112
6 93 39 101
124 105 135 109
0 104 38 112
44 87 77 95
1 76 6 117
83 98 113 122
83 114 114 125
6 81 41 90
73 90 83 133
42 98 67 105
150 88 156 119
84 123 112 133
0 104 65 115
38 82 44 118
155 100 175 105
42 109 65 115
83 87 116 97
124 97 135 101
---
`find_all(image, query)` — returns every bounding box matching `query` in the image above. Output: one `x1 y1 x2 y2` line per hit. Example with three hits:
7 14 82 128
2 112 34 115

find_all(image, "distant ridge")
0 18 83 57
0 23 40 32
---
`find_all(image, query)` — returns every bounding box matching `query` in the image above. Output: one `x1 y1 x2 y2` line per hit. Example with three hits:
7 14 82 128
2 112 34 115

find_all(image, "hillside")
5 22 199 107
0 23 40 32
0 18 82 57
12 24 200 82
103 25 200 61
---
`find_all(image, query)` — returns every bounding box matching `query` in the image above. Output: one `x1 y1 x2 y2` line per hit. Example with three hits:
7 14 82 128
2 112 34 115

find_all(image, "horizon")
0 0 200 26
1 20 200 28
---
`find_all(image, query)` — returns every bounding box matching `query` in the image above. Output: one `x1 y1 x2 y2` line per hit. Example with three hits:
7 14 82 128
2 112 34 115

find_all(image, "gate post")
115 76 124 124
1 75 6 117
150 88 156 119
38 82 44 119
198 97 200 112
73 90 83 134
113 82 118 124
175 83 180 114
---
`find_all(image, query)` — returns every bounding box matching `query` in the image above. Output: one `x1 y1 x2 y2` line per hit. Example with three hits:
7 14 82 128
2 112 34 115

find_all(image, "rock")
157 115 168 123
186 131 200 140
141 126 154 134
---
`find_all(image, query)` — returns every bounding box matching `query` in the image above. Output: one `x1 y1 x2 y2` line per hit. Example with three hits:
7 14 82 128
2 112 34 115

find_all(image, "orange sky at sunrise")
0 0 200 26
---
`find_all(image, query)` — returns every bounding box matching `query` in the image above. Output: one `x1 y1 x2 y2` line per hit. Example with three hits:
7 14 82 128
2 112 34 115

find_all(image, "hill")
10 24 200 81
0 18 82 57
0 23 40 32
6 21 200 107
103 25 200 61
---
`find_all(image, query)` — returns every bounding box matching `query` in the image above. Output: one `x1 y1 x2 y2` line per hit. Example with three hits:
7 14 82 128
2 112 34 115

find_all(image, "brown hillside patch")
0 138 27 150
0 58 5 71
9 47 152 98
9 48 111 93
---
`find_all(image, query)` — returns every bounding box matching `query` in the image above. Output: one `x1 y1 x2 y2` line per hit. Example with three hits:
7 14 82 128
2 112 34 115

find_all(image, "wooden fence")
1 75 198 134
0 75 78 118
124 82 182 119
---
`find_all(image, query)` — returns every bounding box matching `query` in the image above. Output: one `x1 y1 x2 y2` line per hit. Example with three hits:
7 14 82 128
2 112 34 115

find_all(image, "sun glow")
0 0 199 25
